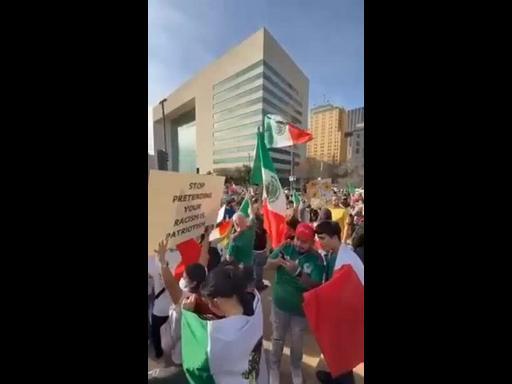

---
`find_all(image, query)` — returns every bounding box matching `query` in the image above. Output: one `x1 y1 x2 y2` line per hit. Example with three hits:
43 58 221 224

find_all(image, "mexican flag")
250 132 287 249
238 195 251 218
174 238 202 281
303 245 364 377
181 293 268 383
264 114 313 148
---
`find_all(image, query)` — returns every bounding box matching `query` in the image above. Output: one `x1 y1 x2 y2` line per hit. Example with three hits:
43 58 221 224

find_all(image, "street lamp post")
160 98 168 152
290 145 295 192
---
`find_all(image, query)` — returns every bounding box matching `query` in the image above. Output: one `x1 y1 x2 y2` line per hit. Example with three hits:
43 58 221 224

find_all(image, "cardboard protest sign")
148 170 225 252
306 179 333 206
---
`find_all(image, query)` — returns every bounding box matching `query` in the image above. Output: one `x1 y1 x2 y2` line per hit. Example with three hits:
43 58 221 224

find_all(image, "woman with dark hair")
181 262 268 383
318 207 332 223
284 215 300 241
154 227 217 366
196 261 256 316
253 214 270 291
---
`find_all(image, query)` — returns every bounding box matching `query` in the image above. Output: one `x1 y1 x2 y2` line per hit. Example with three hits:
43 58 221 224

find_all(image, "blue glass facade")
212 60 303 175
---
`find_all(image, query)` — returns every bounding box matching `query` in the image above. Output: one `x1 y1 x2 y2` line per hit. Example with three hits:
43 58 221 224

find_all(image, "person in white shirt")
148 245 181 359
155 228 212 365
148 274 154 342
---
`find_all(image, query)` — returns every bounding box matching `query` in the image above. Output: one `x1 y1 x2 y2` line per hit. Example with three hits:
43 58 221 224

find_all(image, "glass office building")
152 28 309 180
212 60 302 180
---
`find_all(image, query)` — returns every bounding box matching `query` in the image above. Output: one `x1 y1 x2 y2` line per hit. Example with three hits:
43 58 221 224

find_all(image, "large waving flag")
264 114 313 148
181 293 268 383
250 132 287 248
174 238 202 281
303 245 364 377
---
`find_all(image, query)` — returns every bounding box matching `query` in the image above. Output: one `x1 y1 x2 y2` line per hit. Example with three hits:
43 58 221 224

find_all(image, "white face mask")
179 278 191 292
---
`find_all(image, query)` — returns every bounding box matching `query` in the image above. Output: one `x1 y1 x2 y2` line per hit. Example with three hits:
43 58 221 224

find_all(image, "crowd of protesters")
148 179 364 384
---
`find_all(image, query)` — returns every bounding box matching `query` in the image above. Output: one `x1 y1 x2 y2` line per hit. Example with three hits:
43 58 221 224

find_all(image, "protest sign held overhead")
306 179 333 206
148 170 225 252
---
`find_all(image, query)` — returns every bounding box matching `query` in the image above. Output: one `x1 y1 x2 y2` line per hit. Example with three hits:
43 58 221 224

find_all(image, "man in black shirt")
252 213 269 291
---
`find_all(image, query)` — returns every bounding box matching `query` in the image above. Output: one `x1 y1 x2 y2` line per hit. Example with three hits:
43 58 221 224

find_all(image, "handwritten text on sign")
148 171 225 252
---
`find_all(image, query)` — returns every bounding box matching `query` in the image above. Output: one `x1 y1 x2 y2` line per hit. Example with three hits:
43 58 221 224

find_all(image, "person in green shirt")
227 212 256 266
266 223 324 384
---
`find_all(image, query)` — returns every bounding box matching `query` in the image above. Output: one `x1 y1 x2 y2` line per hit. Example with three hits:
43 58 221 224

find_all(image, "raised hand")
154 238 169 265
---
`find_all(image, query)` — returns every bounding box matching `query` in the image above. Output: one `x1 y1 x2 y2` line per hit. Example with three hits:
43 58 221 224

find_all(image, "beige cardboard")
148 170 225 253
306 178 333 206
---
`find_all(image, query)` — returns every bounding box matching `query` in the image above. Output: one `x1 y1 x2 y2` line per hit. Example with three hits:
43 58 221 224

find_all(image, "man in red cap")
266 222 325 384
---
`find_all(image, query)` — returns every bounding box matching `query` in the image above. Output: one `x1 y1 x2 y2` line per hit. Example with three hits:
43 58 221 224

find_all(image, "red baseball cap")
295 223 315 242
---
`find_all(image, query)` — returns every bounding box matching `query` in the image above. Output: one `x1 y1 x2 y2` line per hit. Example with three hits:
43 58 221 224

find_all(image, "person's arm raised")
155 238 183 305
198 226 213 267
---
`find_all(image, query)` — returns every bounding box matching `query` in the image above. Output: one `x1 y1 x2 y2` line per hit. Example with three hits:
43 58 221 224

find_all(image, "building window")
213 156 251 165
213 121 260 137
356 148 360 154
213 144 255 156
213 60 263 90
214 109 262 131
213 73 264 103
214 131 256 143
263 85 303 116
269 147 301 159
213 85 263 112
263 61 300 96
262 72 302 108
214 98 263 121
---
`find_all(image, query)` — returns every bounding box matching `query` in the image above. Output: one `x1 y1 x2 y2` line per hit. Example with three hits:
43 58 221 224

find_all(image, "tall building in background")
306 104 348 165
152 28 309 183
347 107 364 166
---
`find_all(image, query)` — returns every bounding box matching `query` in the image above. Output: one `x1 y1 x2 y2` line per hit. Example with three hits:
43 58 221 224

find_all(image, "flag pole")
290 144 295 192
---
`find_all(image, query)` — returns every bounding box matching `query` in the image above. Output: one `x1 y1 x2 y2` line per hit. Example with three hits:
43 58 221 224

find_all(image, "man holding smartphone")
266 223 325 384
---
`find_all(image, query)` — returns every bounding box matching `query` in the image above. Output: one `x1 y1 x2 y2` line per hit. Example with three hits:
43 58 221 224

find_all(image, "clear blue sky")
148 0 364 152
